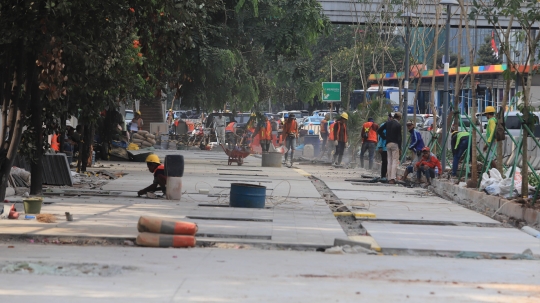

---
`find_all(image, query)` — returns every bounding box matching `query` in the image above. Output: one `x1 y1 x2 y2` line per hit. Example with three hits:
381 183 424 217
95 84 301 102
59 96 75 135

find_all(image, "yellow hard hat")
250 113 256 117
484 106 496 114
145 154 160 164
340 113 349 120
169 109 172 111
136 111 141 115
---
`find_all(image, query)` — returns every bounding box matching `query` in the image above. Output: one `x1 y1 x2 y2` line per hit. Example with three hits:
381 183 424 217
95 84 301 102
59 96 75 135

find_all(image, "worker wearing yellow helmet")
137 154 167 197
332 112 349 166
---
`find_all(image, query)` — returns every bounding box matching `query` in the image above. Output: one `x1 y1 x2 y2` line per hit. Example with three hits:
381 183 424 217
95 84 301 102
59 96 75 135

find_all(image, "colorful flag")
491 31 499 59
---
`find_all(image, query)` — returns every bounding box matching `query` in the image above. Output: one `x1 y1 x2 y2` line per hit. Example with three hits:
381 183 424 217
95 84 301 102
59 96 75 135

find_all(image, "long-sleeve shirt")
408 128 425 151
451 131 471 155
377 122 387 152
486 117 497 143
377 119 402 149
415 155 442 172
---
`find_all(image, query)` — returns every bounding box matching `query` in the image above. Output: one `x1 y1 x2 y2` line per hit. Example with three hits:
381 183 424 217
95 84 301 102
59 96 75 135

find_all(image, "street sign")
322 82 341 102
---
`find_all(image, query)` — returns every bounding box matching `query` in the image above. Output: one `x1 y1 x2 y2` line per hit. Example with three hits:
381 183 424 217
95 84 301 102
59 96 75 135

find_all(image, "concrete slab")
333 189 451 204
362 222 540 254
345 201 500 224
2 245 539 303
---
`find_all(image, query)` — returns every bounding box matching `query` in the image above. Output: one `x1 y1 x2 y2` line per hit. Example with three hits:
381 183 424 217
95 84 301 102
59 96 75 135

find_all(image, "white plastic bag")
499 177 515 199
485 183 501 196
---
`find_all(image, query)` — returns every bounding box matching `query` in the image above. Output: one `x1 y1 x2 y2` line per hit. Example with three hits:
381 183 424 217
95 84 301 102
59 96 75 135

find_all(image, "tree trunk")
0 50 36 200
464 13 478 187
30 85 43 195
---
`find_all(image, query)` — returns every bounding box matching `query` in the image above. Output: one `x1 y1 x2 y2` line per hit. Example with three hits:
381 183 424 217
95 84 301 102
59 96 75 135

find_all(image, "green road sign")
322 82 341 102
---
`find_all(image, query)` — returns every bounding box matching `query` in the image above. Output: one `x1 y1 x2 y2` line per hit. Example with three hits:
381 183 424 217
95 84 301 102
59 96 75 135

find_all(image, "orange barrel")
137 216 198 235
186 121 195 132
136 233 196 248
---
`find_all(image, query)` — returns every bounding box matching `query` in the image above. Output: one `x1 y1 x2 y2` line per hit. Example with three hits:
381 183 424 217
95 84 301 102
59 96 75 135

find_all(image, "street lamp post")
401 12 416 151
440 0 459 173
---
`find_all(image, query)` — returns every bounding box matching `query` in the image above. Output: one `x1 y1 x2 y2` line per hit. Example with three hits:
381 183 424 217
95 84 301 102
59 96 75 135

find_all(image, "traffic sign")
322 82 341 102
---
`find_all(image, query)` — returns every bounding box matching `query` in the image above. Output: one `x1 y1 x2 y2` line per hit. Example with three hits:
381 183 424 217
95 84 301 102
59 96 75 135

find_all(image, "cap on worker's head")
422 147 430 152
393 112 402 119
340 113 349 120
250 113 256 117
136 111 141 116
169 109 173 112
308 130 314 135
368 117 374 122
284 113 289 118
484 106 496 115
145 154 161 164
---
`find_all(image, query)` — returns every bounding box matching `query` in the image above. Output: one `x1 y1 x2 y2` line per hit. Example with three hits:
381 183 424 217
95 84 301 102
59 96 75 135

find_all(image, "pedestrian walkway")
301 164 540 255
0 150 344 247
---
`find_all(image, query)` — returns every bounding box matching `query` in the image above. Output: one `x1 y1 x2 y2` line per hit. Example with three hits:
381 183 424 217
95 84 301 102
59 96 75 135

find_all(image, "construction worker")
377 113 392 181
282 113 298 165
359 117 379 169
259 116 272 152
318 114 329 158
225 120 237 149
333 113 348 166
451 130 472 177
167 109 174 126
402 121 425 180
483 106 497 168
137 154 166 196
415 147 442 185
130 111 143 136
213 112 226 145
377 112 402 184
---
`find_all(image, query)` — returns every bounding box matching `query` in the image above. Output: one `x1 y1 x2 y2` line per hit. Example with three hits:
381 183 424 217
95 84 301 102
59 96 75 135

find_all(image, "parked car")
301 116 324 128
125 110 134 130
234 113 253 129
406 115 425 128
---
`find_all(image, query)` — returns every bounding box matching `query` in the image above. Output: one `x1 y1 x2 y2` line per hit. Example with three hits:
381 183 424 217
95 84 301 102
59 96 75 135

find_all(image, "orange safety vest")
51 133 60 151
334 121 348 142
362 122 378 143
225 122 236 132
328 122 335 140
259 121 272 140
282 120 298 140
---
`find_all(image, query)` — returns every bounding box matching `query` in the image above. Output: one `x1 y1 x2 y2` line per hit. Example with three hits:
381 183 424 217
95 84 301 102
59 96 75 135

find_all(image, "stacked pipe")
131 130 157 148
135 216 197 248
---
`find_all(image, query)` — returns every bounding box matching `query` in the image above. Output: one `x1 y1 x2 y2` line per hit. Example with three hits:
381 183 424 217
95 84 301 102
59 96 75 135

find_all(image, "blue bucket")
230 183 266 208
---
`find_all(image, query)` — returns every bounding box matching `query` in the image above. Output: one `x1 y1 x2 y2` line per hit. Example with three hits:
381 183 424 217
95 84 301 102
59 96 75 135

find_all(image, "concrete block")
333 238 372 249
347 235 381 252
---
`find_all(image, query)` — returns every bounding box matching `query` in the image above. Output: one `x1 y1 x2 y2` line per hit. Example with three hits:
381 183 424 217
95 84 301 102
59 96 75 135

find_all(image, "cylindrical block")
522 226 540 238
261 152 282 167
303 135 321 156
230 183 266 208
136 233 196 248
166 177 183 200
137 216 198 235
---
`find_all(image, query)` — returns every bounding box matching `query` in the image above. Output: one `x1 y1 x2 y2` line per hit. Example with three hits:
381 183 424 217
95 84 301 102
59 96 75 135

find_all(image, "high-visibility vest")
362 122 377 142
335 121 348 142
259 121 272 140
328 122 335 140
225 122 236 132
51 134 60 151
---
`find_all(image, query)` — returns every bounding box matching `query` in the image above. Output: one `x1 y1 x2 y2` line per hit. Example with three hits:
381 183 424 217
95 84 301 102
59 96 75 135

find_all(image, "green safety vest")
485 117 497 143
454 132 471 149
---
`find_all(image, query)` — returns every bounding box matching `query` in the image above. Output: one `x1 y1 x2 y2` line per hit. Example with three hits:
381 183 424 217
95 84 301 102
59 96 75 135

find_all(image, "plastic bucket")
229 183 266 208
304 135 321 156
23 197 43 214
261 152 282 167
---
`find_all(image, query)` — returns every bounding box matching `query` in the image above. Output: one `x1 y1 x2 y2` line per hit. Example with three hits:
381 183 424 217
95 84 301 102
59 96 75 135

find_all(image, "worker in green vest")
483 106 497 169
451 130 471 177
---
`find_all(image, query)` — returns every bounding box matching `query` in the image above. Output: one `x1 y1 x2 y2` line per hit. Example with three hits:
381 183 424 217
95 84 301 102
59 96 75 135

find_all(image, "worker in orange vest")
318 114 329 158
321 116 337 160
258 116 273 152
359 117 379 169
281 113 298 166
225 121 237 149
333 113 348 166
